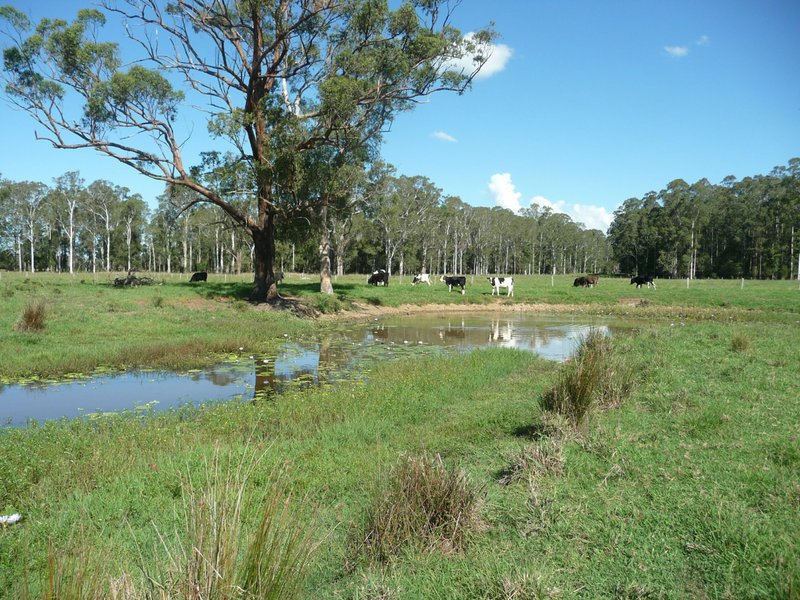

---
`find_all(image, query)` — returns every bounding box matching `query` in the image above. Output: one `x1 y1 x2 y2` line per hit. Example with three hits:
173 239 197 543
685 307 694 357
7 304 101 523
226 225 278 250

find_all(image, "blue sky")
1 0 799 232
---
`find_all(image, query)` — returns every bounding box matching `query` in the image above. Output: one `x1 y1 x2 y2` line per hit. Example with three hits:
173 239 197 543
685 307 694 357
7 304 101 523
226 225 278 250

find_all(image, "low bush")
355 453 484 563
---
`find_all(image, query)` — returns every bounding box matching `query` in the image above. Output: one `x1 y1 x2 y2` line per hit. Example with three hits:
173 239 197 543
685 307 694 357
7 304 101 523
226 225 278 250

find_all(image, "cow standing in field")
412 273 431 286
586 275 599 287
488 276 514 296
630 275 656 289
368 269 389 286
189 271 208 282
440 275 466 295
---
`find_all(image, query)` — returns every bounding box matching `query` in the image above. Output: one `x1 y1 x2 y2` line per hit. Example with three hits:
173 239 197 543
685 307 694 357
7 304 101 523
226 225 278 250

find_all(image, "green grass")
1 271 797 380
1 317 799 597
1 271 799 596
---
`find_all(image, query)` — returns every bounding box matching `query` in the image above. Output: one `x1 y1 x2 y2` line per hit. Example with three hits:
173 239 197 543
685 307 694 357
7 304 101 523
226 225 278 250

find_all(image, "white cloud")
530 195 613 231
664 45 689 58
696 35 710 46
432 130 458 143
446 32 513 80
489 174 614 231
570 203 614 232
488 173 523 213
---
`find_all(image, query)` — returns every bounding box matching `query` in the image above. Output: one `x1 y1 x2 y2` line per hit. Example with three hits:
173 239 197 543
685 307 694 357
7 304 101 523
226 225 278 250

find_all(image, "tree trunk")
251 213 279 302
319 197 334 294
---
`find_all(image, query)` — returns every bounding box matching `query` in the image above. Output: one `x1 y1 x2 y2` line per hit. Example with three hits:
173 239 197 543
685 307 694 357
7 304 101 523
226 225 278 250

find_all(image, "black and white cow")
440 275 466 295
630 275 656 289
488 276 514 296
368 269 389 286
412 273 432 286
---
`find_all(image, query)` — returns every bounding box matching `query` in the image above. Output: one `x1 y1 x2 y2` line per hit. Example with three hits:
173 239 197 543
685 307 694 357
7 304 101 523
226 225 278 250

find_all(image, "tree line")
0 166 611 278
608 158 800 280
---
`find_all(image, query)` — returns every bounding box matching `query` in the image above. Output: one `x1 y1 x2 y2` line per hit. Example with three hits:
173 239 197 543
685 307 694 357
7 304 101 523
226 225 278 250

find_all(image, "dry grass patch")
15 300 47 332
355 453 485 563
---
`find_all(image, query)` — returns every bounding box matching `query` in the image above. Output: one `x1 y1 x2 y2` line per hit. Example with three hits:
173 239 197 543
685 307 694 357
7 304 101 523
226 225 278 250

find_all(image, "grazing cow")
573 276 588 287
189 271 208 282
440 275 466 295
488 276 514 297
586 275 599 287
412 273 432 286
630 275 656 289
367 269 389 286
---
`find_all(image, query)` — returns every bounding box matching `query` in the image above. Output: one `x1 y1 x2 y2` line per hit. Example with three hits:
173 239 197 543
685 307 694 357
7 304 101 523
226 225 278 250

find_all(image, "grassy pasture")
1 270 797 379
0 271 798 597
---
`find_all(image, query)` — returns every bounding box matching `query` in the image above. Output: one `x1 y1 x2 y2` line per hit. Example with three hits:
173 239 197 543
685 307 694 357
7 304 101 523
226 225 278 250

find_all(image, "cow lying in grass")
488 276 514 296
440 275 466 294
630 275 656 289
412 273 431 286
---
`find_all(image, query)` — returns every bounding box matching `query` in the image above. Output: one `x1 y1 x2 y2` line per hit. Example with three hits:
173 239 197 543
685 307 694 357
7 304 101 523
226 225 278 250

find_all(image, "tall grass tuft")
144 447 317 599
356 453 484 563
19 538 111 600
15 300 47 332
540 329 619 428
731 333 750 352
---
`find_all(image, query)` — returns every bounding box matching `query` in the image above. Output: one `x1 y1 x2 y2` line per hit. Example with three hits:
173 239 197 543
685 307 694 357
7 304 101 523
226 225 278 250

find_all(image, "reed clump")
15 300 47 332
541 329 632 428
357 453 484 563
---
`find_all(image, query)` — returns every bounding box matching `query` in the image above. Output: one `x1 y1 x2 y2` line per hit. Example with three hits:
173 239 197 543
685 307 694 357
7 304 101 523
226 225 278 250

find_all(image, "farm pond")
1 312 641 427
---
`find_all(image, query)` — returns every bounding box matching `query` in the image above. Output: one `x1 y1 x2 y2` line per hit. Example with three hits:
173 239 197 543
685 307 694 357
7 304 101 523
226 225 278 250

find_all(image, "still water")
1 313 634 427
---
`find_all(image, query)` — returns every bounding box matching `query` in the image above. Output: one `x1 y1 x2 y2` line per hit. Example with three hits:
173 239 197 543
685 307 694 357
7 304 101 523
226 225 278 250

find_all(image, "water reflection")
2 313 629 427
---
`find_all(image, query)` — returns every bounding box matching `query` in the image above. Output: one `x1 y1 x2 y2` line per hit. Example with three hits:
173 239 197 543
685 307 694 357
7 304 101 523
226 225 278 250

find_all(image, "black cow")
189 271 208 282
368 269 389 286
440 275 466 295
630 275 656 289
573 276 588 287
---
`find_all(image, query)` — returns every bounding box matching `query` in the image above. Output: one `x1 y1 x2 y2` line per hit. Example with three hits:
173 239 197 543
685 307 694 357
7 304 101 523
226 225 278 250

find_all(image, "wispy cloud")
432 130 458 143
696 35 710 46
488 174 613 231
488 173 523 213
446 32 513 80
664 45 689 58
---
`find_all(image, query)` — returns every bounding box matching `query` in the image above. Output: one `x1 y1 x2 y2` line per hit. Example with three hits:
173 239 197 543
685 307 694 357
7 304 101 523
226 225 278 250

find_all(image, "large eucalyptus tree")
1 1 492 300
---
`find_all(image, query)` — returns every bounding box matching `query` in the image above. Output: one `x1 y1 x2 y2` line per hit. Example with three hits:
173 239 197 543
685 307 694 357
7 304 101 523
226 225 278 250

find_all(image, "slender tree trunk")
29 222 35 273
319 196 334 294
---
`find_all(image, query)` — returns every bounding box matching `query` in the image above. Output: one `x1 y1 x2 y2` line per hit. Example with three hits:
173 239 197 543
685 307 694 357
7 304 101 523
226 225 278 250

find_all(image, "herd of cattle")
188 269 657 293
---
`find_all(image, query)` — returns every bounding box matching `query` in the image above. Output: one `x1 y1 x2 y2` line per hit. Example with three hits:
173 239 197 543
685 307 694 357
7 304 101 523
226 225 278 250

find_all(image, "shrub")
313 294 345 313
151 295 165 308
16 300 46 332
356 453 484 563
